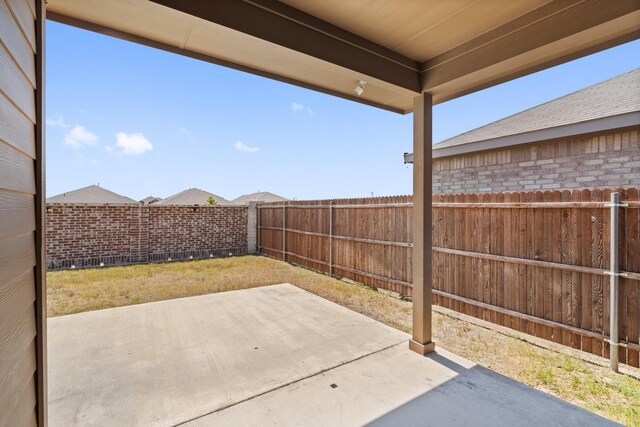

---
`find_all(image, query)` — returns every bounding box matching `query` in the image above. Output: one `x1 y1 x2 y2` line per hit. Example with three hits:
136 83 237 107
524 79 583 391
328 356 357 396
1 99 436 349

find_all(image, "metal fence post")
329 201 333 277
609 192 620 372
283 202 287 261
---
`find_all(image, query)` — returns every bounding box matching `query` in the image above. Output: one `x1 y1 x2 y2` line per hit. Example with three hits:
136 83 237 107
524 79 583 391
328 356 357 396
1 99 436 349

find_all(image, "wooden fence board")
618 188 628 364
525 190 536 336
592 188 605 357
258 188 640 366
496 192 505 326
541 191 553 340
560 190 571 346
580 189 593 354
533 191 544 338
625 188 639 367
570 189 582 349
602 188 612 359
550 190 562 343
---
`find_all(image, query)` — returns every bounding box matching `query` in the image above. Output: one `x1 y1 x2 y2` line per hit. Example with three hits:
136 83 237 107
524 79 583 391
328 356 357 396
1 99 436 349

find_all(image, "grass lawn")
48 255 639 426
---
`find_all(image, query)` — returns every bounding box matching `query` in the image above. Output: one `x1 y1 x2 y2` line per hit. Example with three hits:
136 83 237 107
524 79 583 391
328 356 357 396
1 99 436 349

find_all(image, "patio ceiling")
47 0 640 113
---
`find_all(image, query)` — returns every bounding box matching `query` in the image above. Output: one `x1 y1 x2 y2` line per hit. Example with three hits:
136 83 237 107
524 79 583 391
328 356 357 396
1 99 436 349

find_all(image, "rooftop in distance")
46 185 138 204
48 186 289 206
154 188 236 206
405 68 640 162
140 196 163 205
232 192 289 205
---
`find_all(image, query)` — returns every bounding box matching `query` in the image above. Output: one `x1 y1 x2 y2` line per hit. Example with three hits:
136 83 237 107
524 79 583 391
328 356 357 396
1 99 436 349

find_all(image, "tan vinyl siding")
0 88 35 158
0 0 42 424
0 141 36 193
6 0 36 50
7 374 38 426
0 40 35 121
0 0 35 87
0 191 35 239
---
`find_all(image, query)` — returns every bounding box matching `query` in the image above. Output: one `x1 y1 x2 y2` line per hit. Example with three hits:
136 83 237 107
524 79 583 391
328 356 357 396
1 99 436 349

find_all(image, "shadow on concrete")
366 351 620 427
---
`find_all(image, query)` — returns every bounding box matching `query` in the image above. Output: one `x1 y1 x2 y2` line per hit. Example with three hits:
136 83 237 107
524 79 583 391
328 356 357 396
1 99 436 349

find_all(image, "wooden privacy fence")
257 188 640 368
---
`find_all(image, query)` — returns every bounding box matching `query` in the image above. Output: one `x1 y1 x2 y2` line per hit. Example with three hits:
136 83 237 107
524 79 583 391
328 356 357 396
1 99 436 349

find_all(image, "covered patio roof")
47 0 640 113
2 2 639 424
45 0 640 359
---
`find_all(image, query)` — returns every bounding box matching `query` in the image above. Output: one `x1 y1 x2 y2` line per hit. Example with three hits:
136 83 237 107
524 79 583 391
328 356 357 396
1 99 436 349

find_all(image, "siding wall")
0 0 44 425
433 128 640 194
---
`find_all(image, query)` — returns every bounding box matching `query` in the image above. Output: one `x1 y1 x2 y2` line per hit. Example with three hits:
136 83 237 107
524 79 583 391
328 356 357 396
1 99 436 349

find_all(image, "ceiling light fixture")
354 80 366 96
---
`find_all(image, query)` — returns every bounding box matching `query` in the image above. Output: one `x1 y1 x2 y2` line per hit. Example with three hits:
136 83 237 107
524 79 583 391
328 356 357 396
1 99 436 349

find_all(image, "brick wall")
433 128 640 194
148 206 247 262
46 204 249 269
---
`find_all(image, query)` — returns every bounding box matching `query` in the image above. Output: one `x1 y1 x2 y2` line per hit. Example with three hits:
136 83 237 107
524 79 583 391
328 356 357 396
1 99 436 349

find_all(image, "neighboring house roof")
140 196 162 205
46 185 138 204
232 192 289 205
406 69 640 162
154 188 235 206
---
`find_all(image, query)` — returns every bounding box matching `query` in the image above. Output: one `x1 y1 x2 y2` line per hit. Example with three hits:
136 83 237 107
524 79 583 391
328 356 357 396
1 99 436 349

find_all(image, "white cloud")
234 141 259 153
46 117 70 128
113 132 153 155
292 102 314 114
64 125 98 148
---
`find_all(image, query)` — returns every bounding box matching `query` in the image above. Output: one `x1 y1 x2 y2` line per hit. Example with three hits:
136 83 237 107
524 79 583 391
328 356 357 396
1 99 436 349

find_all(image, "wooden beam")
432 201 631 209
149 0 421 93
410 92 435 356
433 247 640 281
421 0 640 95
433 289 640 353
258 203 413 209
259 226 413 248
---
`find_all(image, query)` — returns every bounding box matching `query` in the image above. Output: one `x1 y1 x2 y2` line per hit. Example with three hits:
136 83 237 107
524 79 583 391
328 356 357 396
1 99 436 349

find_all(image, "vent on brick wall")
148 248 246 264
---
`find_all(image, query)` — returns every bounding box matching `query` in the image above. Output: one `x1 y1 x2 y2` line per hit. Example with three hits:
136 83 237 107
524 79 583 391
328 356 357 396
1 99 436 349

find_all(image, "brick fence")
46 204 252 269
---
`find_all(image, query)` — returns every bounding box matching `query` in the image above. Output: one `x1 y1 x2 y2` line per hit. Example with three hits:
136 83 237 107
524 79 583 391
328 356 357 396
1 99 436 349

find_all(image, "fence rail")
258 188 640 368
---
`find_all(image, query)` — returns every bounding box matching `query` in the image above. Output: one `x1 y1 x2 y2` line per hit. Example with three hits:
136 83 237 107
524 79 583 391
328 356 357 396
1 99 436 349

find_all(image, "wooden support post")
283 202 287 261
256 204 261 253
329 201 333 277
410 92 436 355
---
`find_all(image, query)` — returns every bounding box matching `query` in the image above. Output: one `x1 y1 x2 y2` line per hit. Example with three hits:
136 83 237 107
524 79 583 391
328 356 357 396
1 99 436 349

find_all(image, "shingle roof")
154 188 235 206
232 192 288 205
434 68 640 151
140 196 162 205
47 185 138 204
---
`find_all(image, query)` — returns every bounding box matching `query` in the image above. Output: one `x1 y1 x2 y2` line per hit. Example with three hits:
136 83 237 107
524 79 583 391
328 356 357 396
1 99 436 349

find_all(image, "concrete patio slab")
49 283 617 427
48 284 408 426
187 344 617 426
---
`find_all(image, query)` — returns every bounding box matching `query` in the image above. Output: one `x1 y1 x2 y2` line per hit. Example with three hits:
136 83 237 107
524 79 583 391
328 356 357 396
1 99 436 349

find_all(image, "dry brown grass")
48 256 639 426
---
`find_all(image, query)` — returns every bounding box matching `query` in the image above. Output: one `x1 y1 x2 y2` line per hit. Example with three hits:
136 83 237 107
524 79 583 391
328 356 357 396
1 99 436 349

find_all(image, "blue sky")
45 21 640 201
